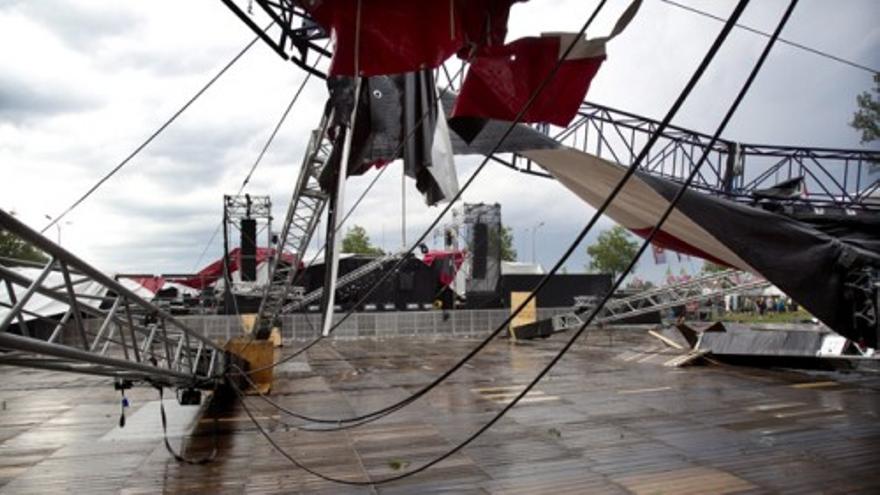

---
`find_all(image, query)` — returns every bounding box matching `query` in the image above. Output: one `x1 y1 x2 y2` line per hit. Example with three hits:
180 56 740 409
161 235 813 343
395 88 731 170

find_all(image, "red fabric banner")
421 250 465 286
174 248 296 289
631 228 733 269
305 0 524 76
132 276 165 294
451 35 604 127
306 0 461 76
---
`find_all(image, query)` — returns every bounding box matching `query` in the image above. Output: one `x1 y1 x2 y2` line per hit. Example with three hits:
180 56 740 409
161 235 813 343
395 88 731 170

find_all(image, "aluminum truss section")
220 0 330 78
256 115 333 332
0 209 226 388
284 252 404 311
598 269 769 323
486 101 880 211
553 269 770 330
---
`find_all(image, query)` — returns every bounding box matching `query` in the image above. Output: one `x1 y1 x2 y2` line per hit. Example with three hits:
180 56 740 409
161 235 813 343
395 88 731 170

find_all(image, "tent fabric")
304 0 525 77
174 248 295 290
131 276 165 294
524 147 880 346
450 35 605 128
304 0 461 76
450 0 641 130
445 111 878 346
523 148 755 272
639 170 880 346
0 268 109 322
324 70 459 205
421 250 465 286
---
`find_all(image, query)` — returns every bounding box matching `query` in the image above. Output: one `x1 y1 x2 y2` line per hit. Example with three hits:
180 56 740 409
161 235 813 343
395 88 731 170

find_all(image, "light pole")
43 214 71 245
531 221 544 265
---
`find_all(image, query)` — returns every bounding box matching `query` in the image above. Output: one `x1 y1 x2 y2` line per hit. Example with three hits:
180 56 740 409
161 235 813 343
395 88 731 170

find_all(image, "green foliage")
341 225 384 256
499 225 517 262
586 225 638 280
725 309 813 324
0 229 48 264
851 73 880 144
701 261 728 274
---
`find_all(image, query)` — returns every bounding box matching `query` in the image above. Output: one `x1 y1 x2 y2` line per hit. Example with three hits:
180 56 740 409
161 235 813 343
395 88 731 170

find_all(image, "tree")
341 225 384 256
851 73 880 145
701 261 728 274
499 225 517 262
586 225 638 279
0 229 48 264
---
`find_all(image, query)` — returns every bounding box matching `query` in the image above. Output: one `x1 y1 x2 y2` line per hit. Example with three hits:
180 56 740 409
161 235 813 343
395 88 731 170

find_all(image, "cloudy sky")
1 0 878 283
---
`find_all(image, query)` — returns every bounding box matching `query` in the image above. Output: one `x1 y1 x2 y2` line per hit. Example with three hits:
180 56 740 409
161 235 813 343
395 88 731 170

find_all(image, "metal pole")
402 159 407 249
222 196 233 314
532 221 544 265
321 76 362 338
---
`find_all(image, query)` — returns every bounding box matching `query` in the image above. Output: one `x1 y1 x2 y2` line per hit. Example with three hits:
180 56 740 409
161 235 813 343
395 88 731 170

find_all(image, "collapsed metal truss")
493 101 880 211
284 252 404 312
0 210 226 388
256 113 333 333
219 0 330 78
552 269 770 331
597 269 769 323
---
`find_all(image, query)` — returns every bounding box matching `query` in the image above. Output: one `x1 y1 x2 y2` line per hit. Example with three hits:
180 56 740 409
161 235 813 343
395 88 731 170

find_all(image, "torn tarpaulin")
322 70 459 206
450 0 641 137
302 0 526 77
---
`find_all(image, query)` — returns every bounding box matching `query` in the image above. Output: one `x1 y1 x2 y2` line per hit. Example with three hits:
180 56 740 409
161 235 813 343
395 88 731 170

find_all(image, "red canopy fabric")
304 0 524 76
451 35 604 127
174 248 296 289
451 0 641 127
131 276 166 294
422 250 465 286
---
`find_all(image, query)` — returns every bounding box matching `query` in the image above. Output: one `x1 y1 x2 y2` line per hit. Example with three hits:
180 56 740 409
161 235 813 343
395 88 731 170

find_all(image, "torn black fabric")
321 71 457 205
641 171 880 346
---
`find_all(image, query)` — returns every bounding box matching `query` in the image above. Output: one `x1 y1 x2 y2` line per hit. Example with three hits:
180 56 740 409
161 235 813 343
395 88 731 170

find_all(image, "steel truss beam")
0 209 226 388
553 269 770 331
284 252 404 312
219 0 330 78
255 112 334 333
491 101 880 211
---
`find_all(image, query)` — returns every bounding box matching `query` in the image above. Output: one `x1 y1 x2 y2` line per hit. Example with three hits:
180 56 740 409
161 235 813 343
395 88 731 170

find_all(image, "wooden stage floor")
1 330 878 494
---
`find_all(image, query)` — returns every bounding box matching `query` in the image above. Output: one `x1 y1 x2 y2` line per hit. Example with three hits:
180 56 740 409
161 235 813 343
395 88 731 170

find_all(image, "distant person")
756 297 766 316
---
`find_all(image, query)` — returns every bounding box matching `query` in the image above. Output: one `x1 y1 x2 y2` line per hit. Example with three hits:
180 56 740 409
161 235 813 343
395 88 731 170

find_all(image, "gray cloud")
0 74 97 123
1 0 140 51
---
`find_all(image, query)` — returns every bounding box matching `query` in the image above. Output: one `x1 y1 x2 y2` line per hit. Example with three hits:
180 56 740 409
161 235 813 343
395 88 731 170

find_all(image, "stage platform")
0 329 878 493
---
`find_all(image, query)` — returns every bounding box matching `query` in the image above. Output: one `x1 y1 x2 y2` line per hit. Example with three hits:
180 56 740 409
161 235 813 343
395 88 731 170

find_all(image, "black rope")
156 383 220 466
658 0 878 75
237 0 796 485
42 24 274 235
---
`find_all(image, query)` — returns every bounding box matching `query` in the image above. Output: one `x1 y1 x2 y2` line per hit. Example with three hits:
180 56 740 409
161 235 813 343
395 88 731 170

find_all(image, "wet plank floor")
1 329 879 494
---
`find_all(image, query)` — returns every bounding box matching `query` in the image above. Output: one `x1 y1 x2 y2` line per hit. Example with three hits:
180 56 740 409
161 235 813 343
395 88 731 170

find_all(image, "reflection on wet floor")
1 329 878 494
